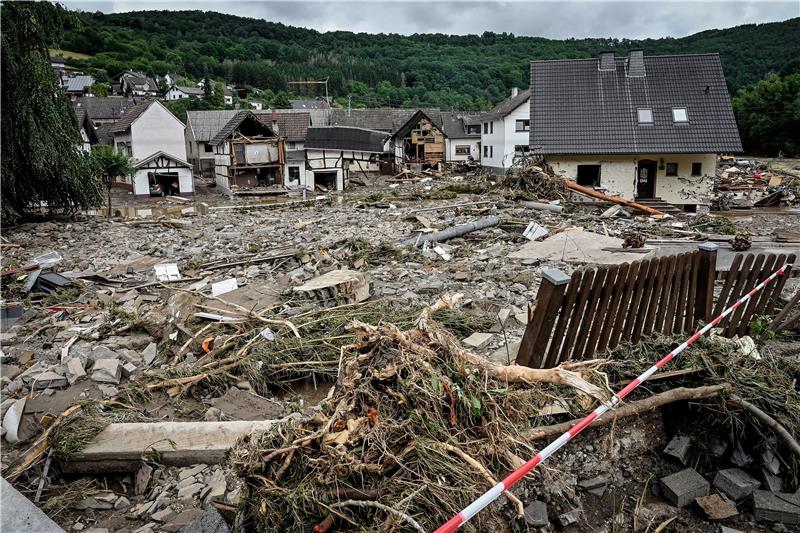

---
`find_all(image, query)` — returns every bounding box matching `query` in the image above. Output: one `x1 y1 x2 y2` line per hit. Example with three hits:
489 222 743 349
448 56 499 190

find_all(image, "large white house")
480 88 531 172
109 100 193 197
530 50 742 209
165 85 204 101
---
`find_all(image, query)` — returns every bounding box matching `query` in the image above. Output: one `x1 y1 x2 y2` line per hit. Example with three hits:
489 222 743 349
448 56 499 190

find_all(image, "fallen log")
563 180 665 216
525 384 728 441
62 420 289 473
400 216 500 246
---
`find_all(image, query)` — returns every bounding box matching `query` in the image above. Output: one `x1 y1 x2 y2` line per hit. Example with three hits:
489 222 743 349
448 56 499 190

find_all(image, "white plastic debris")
433 245 451 261
211 278 238 296
2 398 26 444
260 327 275 341
523 222 549 241
154 263 181 282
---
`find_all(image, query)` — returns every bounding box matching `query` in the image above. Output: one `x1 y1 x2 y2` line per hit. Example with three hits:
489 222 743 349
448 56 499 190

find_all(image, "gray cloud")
60 1 799 39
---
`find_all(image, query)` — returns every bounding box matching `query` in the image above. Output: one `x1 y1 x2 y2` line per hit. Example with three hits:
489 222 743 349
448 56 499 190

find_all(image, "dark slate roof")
109 100 157 133
329 108 442 133
305 126 389 152
187 110 239 142
122 71 157 90
441 112 483 138
530 53 743 154
95 122 115 145
74 108 98 144
484 89 531 120
291 99 330 110
73 96 137 121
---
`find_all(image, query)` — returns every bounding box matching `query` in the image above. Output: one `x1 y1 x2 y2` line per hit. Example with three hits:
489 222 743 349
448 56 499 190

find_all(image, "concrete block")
31 370 68 390
293 269 370 306
752 490 800 525
523 500 548 527
660 468 710 507
91 358 121 384
0 477 64 532
462 332 493 350
663 435 693 465
713 468 760 501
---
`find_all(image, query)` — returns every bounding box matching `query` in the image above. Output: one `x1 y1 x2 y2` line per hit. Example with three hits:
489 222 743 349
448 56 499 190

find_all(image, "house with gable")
441 112 482 163
529 50 742 209
480 88 531 172
118 71 159 97
108 100 193 197
165 85 205 101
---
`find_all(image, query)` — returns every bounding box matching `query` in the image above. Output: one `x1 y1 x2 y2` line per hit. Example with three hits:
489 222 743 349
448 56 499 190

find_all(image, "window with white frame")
515 119 530 132
672 107 688 122
637 108 653 124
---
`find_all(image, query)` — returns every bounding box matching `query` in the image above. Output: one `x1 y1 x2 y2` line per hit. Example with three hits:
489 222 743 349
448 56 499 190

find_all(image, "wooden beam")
62 420 280 473
563 179 665 216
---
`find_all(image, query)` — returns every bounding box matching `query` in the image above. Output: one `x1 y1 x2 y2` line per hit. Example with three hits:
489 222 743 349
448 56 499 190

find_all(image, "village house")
165 85 205 101
73 96 138 128
108 100 193 197
118 70 159 97
441 112 482 163
530 50 743 210
74 108 98 152
304 126 390 191
63 74 95 99
480 87 531 172
224 87 234 106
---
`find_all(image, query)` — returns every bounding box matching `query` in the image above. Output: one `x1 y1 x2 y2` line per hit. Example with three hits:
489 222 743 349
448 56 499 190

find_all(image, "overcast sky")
60 1 799 39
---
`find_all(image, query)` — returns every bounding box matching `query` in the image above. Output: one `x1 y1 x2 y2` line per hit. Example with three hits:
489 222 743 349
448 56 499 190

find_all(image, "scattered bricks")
66 358 86 385
752 490 800 525
462 332 493 350
694 493 738 520
557 509 580 527
523 501 548 527
91 359 121 384
714 468 760 501
292 270 370 307
663 435 693 465
660 468 710 507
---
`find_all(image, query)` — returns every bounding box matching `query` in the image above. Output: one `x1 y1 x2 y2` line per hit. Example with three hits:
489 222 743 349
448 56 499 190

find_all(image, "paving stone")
660 468 710 507
462 332 493 349
695 493 738 520
523 500 548 527
663 435 693 465
91 359 121 384
31 371 68 390
121 362 138 379
752 490 800 525
713 468 760 501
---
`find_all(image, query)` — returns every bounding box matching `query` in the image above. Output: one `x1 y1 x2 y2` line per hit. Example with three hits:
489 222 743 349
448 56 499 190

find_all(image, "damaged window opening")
514 145 530 155
288 166 300 181
692 162 702 176
666 162 678 176
576 164 601 186
204 143 213 153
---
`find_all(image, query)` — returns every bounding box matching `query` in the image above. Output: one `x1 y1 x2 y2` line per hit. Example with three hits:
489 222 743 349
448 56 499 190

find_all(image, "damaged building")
530 50 743 210
303 126 390 191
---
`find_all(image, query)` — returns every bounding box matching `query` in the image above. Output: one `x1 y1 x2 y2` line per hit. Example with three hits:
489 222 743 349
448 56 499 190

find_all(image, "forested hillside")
59 10 800 110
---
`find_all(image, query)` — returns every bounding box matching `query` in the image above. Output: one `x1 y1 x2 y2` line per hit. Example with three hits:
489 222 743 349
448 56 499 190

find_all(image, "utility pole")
347 95 352 116
103 174 111 219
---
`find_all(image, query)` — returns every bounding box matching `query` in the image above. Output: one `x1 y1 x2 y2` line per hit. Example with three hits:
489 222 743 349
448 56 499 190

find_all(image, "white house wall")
133 167 192 197
547 153 717 205
446 138 480 162
130 103 188 163
481 98 529 171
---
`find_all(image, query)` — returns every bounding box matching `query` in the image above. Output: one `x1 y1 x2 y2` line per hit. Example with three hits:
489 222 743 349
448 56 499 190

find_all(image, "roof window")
672 107 688 123
637 108 653 124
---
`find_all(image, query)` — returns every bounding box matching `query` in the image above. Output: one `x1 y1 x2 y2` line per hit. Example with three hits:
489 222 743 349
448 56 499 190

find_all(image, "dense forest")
59 10 800 111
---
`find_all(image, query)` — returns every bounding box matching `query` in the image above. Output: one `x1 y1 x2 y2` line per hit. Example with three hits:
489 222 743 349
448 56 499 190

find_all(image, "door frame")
636 159 658 199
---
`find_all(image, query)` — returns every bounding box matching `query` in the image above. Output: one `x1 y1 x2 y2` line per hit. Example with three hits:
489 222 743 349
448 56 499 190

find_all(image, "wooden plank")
683 251 700 332
712 253 744 317
652 255 677 335
62 420 279 473
725 253 763 336
563 180 665 215
763 254 796 315
632 257 664 344
582 264 620 359
769 288 800 332
571 267 608 360
560 269 595 363
721 254 756 334
542 270 582 368
737 253 777 336
755 253 787 317
518 270 570 368
597 263 631 354
609 260 641 350
660 254 683 334
528 271 571 368
695 245 718 324
621 259 652 343
673 253 692 333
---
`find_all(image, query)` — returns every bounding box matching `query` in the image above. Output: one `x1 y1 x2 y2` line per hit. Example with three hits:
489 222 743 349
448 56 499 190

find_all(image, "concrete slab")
293 270 370 306
1 477 65 532
509 230 654 265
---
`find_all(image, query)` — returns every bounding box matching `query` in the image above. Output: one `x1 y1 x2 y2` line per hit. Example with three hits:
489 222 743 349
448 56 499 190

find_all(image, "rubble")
660 468 710 507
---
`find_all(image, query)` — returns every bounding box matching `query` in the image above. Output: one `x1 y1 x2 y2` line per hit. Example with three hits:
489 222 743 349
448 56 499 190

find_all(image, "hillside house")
118 71 159 97
73 96 138 128
210 111 285 192
63 75 95 99
304 127 389 191
530 50 743 209
480 88 531 172
165 85 204 100
109 100 193 197
441 112 482 163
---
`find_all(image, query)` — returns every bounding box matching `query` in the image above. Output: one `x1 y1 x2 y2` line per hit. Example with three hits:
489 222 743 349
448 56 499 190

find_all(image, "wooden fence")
516 245 795 369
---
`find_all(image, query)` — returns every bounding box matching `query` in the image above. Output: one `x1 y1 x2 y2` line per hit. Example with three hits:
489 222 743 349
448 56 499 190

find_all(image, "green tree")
90 145 134 218
90 82 110 96
1 2 103 225
202 66 212 99
733 70 800 156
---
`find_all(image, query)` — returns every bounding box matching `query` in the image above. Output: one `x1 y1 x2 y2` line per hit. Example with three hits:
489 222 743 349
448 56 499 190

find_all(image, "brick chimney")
599 51 616 71
511 87 519 98
626 49 645 77
271 111 279 135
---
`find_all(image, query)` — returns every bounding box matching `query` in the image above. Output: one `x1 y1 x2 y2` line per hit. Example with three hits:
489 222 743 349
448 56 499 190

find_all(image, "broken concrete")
292 269 370 306
91 358 121 384
509 230 655 265
713 468 760 501
0 477 64 532
695 493 738 520
752 490 800 525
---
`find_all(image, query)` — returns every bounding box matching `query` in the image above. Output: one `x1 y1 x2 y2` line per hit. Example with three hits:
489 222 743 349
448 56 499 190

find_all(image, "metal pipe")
400 216 500 247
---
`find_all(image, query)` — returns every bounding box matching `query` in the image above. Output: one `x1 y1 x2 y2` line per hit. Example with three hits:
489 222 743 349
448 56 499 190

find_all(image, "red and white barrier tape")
434 263 791 533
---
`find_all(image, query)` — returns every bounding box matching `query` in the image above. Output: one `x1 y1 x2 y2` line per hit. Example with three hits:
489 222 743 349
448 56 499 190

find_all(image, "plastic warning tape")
434 263 791 533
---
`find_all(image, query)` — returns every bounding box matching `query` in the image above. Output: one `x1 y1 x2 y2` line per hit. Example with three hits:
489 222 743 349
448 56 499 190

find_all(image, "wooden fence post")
694 243 718 324
517 269 570 368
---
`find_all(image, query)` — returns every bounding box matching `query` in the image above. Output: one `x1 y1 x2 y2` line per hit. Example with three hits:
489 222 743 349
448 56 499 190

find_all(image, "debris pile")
503 157 566 202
